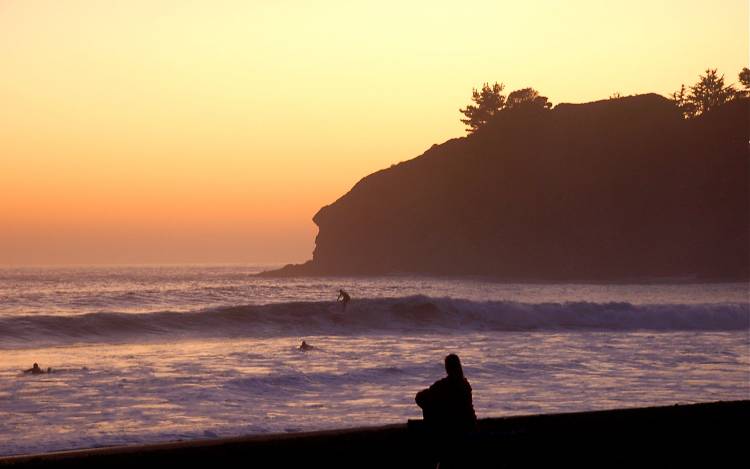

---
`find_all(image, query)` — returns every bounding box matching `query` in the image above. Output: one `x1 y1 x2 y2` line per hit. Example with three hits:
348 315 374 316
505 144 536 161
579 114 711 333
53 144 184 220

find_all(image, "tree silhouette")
670 84 697 118
505 88 553 109
672 69 737 118
459 82 506 133
690 69 736 113
738 67 750 96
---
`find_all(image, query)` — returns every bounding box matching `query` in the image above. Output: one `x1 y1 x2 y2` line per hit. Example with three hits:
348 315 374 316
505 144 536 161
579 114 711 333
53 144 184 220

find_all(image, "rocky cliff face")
266 94 749 280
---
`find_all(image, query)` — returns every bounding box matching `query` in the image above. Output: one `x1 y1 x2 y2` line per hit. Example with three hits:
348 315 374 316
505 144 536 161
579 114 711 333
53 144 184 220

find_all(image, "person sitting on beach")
299 340 313 351
415 354 477 465
24 363 47 375
337 289 351 311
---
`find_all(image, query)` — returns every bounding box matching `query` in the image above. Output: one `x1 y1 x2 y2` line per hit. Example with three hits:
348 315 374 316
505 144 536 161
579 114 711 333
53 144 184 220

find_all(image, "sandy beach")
1 400 746 468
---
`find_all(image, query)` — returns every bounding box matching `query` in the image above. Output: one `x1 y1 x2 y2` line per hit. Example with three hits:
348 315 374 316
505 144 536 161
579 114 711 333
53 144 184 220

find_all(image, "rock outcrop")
265 94 749 280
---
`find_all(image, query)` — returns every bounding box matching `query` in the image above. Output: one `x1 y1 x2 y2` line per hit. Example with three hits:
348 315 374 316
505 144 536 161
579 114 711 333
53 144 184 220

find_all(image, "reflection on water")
0 331 747 456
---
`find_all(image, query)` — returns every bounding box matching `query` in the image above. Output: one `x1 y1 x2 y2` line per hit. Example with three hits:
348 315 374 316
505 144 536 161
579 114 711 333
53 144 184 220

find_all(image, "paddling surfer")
24 363 51 375
337 289 351 311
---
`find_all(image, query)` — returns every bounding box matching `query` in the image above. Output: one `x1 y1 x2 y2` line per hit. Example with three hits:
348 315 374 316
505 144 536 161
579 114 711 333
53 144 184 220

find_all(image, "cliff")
265 94 749 280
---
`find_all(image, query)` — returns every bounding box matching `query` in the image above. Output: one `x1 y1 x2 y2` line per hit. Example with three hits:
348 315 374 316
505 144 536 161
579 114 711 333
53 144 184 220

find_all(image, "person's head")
32 363 39 369
444 354 464 379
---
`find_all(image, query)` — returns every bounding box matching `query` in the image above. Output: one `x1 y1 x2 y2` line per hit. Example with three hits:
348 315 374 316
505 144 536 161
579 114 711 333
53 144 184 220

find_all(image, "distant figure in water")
415 354 477 467
24 363 51 375
337 289 351 311
299 340 313 351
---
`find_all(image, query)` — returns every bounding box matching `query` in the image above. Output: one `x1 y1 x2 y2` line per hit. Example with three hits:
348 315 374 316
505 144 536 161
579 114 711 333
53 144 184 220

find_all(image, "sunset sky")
1 0 747 265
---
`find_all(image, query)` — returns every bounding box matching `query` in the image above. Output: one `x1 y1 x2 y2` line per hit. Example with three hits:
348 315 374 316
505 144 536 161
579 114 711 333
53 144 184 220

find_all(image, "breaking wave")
0 296 747 347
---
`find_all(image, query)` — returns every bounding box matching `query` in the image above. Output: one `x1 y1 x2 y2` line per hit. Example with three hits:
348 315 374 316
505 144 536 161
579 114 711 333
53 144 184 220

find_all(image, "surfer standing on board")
337 289 351 311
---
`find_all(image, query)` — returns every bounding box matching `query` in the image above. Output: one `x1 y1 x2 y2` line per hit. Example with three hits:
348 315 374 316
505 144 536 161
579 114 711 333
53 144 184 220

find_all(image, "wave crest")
1 296 747 347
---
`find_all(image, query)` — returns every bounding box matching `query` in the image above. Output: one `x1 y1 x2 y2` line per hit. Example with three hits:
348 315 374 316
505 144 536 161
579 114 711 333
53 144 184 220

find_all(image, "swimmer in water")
24 363 47 375
299 340 313 351
337 289 351 311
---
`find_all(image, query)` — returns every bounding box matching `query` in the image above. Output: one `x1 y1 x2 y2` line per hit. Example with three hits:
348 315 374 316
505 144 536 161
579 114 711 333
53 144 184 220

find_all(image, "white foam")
0 297 747 348
0 331 748 456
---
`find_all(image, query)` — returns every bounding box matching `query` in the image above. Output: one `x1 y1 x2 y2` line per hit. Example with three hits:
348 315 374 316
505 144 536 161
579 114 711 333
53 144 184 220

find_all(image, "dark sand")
1 401 746 467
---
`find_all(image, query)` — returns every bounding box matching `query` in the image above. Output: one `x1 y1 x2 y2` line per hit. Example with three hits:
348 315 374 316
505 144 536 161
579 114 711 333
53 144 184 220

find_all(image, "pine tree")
671 69 738 118
459 82 506 133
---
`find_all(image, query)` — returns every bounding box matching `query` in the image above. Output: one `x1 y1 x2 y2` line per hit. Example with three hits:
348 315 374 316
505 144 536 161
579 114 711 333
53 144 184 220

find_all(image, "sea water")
0 265 748 456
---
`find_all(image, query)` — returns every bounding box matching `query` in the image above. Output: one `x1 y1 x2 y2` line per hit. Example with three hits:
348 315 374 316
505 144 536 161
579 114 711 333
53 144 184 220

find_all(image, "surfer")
415 354 477 466
299 340 313 351
24 363 50 375
337 289 351 311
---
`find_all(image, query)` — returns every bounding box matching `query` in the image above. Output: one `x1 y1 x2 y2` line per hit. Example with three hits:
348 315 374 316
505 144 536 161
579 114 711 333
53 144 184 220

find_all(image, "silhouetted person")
337 289 350 311
24 363 47 375
299 340 313 351
416 354 477 467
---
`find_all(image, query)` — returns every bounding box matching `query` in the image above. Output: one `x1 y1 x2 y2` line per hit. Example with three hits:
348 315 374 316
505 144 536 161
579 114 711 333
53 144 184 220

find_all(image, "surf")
0 296 747 348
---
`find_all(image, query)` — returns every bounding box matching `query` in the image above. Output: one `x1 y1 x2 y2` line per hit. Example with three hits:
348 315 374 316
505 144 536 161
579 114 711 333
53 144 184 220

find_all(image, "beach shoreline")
2 400 746 467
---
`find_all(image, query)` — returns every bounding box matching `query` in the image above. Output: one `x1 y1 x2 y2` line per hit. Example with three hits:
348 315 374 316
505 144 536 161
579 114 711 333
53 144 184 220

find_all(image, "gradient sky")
1 0 747 265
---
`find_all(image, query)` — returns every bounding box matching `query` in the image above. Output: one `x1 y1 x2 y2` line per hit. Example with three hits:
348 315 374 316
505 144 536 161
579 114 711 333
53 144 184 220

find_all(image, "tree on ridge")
459 82 506 133
738 67 750 96
459 83 552 133
505 87 552 110
671 68 740 118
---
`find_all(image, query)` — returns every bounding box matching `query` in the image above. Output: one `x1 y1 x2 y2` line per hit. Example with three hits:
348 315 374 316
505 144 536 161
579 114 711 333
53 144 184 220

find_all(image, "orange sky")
1 0 747 265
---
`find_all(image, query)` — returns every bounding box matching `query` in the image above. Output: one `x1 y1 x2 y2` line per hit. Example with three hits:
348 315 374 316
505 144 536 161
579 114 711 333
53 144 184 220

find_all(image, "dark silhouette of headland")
263 94 749 281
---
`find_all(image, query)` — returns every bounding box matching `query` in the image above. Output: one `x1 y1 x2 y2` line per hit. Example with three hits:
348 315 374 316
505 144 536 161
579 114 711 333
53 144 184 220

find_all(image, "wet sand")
1 400 746 467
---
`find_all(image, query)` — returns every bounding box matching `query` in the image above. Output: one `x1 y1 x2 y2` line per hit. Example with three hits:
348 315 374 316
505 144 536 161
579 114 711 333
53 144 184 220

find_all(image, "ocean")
0 264 748 456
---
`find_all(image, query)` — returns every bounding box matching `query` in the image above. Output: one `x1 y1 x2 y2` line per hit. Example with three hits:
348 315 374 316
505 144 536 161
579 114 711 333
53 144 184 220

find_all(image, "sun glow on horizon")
1 0 747 265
